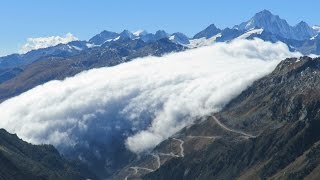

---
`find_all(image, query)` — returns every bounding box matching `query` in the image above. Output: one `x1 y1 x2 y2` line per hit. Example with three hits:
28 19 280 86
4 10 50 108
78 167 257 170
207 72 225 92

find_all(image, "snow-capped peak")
235 10 286 32
133 30 148 37
234 10 315 40
169 32 190 45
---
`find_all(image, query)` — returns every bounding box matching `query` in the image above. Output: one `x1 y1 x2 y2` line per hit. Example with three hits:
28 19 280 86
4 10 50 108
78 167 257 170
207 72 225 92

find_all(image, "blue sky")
1 0 319 56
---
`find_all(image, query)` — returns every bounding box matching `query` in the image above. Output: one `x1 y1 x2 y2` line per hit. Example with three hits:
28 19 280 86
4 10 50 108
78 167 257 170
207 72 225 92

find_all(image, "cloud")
0 39 301 154
19 33 78 54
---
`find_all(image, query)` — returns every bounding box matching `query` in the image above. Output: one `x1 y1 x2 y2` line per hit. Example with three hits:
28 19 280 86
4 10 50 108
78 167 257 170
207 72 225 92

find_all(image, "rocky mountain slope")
0 129 96 180
109 57 320 180
142 57 320 180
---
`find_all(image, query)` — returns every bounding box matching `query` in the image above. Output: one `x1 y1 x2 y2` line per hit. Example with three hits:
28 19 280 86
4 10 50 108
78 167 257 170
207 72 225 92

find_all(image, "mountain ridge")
1 9 319 72
0 128 96 180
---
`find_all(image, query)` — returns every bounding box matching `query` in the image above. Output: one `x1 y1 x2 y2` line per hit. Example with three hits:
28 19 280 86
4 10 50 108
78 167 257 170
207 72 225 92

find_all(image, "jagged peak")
155 30 169 39
255 9 274 17
205 24 219 30
155 30 168 35
251 9 281 23
296 21 310 27
100 30 117 34
119 30 134 39
193 23 221 39
120 29 132 34
172 32 189 37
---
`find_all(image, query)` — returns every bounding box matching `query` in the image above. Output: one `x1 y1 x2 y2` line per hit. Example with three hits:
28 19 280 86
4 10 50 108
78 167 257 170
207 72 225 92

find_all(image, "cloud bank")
0 39 300 154
20 33 78 54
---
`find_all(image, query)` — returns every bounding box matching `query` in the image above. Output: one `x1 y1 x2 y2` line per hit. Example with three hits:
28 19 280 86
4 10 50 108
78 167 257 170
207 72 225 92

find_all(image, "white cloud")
19 33 78 54
0 39 301 154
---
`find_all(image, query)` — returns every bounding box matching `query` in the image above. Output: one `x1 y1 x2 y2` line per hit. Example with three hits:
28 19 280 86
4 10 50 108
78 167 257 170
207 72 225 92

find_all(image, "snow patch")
188 33 222 48
236 29 264 40
133 30 147 37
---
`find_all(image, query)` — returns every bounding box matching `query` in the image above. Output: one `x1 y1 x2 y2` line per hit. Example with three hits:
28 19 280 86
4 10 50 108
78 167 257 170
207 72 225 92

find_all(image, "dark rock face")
88 30 119 45
170 32 190 45
144 57 320 180
193 24 221 39
0 129 96 180
155 30 169 40
216 28 244 42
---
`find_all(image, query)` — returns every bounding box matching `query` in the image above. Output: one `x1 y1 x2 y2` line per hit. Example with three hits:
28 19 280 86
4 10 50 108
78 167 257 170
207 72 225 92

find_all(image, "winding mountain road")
124 166 153 180
157 152 180 158
124 115 254 179
211 115 256 138
172 138 185 157
151 154 161 169
187 135 217 140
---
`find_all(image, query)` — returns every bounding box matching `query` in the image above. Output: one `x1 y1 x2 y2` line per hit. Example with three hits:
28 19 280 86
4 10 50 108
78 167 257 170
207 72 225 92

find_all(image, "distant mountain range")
1 10 319 72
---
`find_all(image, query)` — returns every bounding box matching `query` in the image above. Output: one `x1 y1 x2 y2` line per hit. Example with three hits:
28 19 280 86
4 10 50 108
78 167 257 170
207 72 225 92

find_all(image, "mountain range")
1 10 319 72
1 10 320 180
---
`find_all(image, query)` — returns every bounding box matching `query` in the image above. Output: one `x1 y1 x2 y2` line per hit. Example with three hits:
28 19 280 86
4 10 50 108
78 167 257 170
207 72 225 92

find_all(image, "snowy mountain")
188 10 320 54
0 40 91 69
293 21 316 40
87 9 317 49
1 9 320 72
88 29 188 45
234 10 316 40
